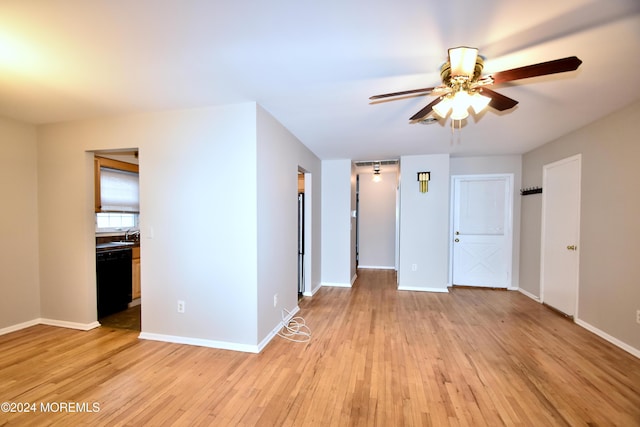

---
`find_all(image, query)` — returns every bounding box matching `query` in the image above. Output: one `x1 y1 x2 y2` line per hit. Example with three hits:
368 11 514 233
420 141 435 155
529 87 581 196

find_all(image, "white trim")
257 306 300 352
1 318 101 335
0 319 40 336
517 288 540 302
322 282 352 288
141 306 301 354
139 332 260 353
40 318 101 331
398 286 449 293
300 170 313 297
512 289 638 359
351 273 357 285
507 287 519 291
357 265 395 270
303 283 322 297
575 319 640 359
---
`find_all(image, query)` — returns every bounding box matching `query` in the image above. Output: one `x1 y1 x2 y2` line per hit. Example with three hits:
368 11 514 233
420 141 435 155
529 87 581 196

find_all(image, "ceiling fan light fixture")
450 91 471 120
370 48 582 126
469 92 491 114
450 104 469 120
432 96 453 118
448 46 478 78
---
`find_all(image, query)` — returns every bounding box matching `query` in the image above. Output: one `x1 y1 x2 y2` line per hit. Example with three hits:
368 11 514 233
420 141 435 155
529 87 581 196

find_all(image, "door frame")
299 170 313 296
540 154 582 316
448 173 515 288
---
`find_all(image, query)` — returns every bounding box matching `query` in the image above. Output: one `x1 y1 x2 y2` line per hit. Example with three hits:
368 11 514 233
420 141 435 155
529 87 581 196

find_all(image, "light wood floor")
1 269 639 426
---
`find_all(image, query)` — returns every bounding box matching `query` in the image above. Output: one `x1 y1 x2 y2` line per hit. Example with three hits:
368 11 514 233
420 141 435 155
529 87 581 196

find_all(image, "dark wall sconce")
417 171 431 193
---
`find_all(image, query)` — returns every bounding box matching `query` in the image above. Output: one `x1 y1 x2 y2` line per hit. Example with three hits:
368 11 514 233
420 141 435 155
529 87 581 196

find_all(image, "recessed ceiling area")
0 0 638 160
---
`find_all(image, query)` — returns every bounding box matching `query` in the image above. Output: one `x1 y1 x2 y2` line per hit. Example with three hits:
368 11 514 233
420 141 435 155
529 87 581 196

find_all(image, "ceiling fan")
370 46 582 122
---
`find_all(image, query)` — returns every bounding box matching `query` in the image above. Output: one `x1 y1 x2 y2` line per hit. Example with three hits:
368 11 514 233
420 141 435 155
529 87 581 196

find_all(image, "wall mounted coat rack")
520 186 542 196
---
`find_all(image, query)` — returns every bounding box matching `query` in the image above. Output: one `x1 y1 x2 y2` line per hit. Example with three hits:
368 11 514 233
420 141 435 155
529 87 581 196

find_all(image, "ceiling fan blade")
409 97 443 121
478 88 519 111
489 56 582 85
370 87 436 100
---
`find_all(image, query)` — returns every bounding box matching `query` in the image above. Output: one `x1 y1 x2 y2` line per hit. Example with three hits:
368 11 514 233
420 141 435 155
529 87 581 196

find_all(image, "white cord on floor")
277 308 311 343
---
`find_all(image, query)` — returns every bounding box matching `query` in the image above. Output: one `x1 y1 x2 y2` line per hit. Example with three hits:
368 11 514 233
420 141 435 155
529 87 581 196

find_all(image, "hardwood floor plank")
1 269 639 426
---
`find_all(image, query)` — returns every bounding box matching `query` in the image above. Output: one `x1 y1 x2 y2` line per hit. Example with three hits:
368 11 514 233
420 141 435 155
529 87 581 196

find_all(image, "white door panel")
453 236 509 286
541 155 581 316
452 175 513 288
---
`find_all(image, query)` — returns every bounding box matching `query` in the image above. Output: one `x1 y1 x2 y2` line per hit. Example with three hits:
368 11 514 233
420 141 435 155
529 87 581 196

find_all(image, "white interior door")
451 175 513 288
541 155 581 316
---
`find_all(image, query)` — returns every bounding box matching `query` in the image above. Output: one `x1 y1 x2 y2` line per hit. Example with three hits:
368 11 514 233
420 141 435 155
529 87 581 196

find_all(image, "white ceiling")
1 0 639 160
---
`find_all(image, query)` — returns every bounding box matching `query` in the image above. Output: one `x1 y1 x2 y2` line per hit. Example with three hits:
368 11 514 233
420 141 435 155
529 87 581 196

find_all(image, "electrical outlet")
636 310 640 325
411 264 417 271
273 294 278 308
177 300 185 313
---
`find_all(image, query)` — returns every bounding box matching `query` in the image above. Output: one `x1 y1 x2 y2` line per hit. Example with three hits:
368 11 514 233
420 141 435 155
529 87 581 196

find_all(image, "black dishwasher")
96 248 132 319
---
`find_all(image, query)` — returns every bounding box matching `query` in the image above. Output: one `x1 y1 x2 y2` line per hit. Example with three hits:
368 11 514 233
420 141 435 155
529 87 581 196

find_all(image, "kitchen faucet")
125 229 141 241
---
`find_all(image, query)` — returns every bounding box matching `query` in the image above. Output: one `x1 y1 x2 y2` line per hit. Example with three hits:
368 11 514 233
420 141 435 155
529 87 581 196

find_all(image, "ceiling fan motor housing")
440 55 485 87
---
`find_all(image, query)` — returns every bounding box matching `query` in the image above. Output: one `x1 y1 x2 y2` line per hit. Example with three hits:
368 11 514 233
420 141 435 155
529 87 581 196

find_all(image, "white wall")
398 154 450 291
4 102 321 352
450 155 522 288
358 171 397 269
37 103 266 350
321 159 353 287
0 117 40 331
256 105 321 344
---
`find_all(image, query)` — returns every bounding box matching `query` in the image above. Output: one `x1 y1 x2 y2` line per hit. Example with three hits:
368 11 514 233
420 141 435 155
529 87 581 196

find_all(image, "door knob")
454 238 460 243
566 245 577 251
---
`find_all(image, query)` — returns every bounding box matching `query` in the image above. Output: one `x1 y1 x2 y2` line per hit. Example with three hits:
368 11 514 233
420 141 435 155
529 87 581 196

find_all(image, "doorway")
93 149 141 331
354 161 399 271
540 154 581 317
450 174 514 288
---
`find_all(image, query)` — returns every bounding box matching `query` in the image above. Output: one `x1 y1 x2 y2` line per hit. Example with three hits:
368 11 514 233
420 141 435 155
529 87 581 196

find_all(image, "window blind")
100 167 139 212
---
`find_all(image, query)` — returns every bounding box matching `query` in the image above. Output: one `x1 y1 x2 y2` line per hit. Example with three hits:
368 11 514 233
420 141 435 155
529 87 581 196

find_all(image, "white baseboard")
517 288 541 302
139 332 260 353
575 318 640 359
322 282 352 288
0 319 40 336
0 318 100 336
140 306 302 354
40 318 101 331
398 286 449 293
515 290 638 359
303 283 321 297
257 306 300 352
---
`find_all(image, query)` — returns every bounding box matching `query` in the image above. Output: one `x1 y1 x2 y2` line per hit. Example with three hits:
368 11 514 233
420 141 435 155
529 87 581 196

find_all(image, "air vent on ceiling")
353 159 399 167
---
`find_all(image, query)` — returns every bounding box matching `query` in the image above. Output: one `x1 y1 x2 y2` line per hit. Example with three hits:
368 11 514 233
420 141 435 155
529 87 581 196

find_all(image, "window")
95 156 139 232
96 212 138 230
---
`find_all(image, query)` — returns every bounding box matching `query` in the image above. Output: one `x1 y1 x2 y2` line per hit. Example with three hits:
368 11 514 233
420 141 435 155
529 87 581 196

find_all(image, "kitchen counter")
96 241 139 252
